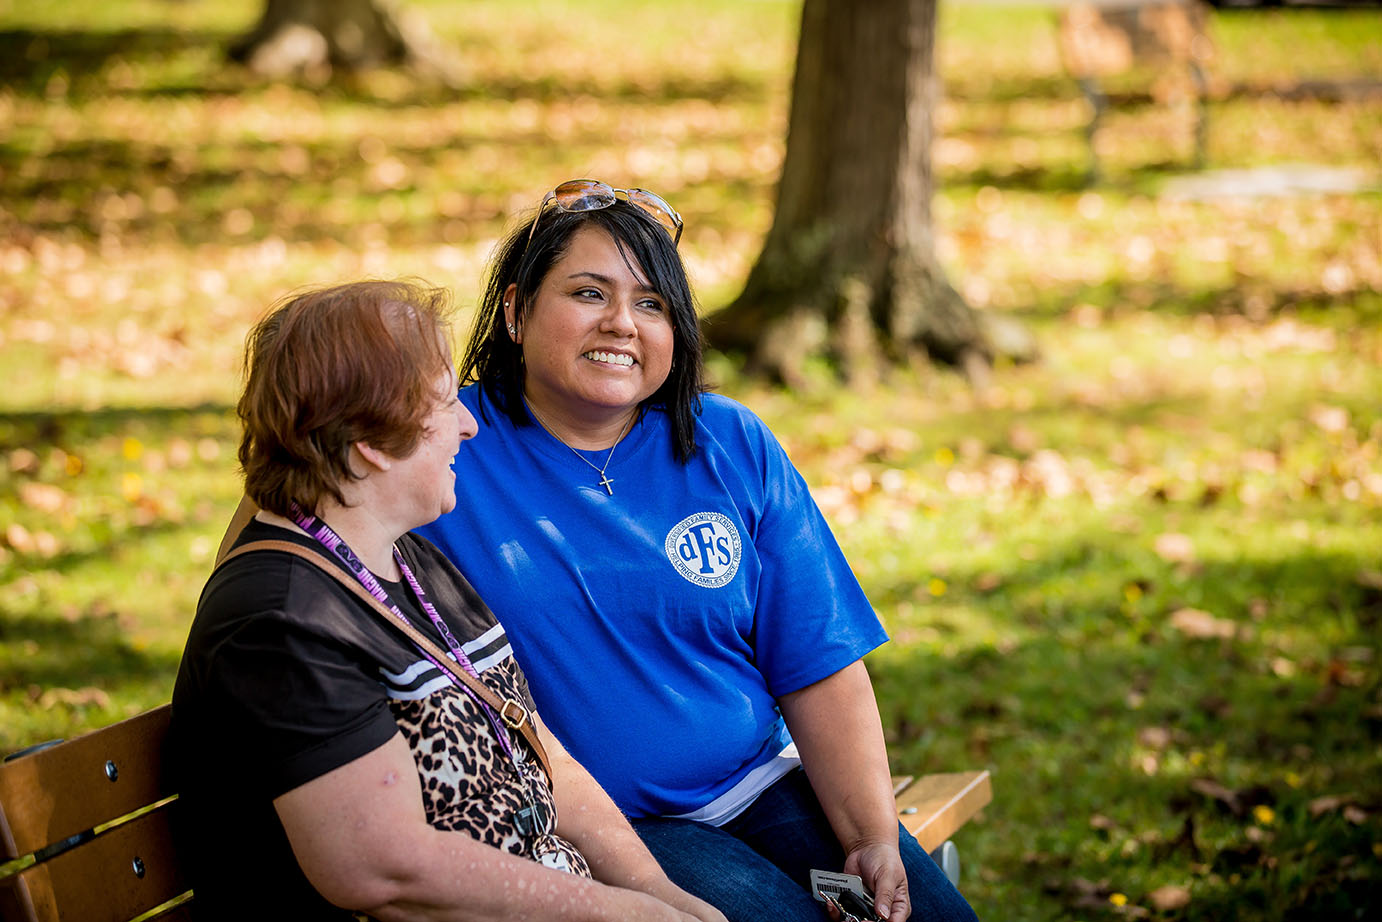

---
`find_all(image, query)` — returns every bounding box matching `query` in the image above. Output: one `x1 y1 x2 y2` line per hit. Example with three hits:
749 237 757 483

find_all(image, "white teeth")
584 351 634 367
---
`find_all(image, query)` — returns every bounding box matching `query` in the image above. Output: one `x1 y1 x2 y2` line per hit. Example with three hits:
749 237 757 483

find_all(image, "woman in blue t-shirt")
416 181 979 922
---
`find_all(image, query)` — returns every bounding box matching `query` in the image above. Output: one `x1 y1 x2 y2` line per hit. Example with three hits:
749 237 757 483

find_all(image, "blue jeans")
631 768 979 922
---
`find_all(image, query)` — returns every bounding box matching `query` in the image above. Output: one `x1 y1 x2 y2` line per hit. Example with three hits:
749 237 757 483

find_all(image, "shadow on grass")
0 27 228 92
868 522 1381 776
872 527 1382 645
868 538 1381 918
0 403 239 571
1003 275 1382 327
0 607 178 694
3 131 742 246
873 631 1381 918
0 403 233 436
944 162 1093 194
0 510 212 598
0 27 766 105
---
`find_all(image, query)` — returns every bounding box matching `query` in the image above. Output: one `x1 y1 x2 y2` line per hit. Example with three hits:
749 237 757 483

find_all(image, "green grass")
2 1 1380 918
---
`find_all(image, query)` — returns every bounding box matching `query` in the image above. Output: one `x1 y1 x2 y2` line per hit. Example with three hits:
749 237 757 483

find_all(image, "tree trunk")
229 0 458 84
706 0 1016 386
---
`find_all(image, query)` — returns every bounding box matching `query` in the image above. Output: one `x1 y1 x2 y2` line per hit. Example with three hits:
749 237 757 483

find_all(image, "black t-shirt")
170 519 578 921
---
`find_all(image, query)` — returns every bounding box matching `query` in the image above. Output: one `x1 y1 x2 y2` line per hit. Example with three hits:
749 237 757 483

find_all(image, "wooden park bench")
1056 0 1217 182
0 708 187 922
0 704 991 921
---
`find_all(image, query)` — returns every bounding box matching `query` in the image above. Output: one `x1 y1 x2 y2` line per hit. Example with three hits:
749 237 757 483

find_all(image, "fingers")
883 887 910 922
870 882 909 922
844 842 910 922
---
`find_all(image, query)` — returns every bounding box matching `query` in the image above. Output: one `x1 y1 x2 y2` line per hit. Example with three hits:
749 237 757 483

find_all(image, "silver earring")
507 323 517 336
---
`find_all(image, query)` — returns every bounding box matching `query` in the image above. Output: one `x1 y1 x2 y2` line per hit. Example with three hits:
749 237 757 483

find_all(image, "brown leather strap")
216 539 551 778
214 494 258 568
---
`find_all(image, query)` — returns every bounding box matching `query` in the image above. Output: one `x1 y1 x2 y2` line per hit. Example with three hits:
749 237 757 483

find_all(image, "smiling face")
508 225 675 443
386 365 477 528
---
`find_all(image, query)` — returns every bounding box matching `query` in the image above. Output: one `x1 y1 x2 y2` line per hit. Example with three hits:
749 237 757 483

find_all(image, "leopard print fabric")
389 658 591 877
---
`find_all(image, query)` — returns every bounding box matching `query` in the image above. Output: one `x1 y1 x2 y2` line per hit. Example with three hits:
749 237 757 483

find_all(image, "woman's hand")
644 884 728 922
614 888 727 922
780 662 910 920
844 841 910 922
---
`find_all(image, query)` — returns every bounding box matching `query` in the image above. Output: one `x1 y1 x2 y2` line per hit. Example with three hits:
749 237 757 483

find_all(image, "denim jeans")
631 768 979 922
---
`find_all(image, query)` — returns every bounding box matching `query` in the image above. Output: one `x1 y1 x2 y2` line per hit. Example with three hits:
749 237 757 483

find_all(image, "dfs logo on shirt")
665 512 742 588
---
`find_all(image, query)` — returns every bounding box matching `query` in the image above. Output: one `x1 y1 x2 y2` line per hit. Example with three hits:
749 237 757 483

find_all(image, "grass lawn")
1 1 1379 918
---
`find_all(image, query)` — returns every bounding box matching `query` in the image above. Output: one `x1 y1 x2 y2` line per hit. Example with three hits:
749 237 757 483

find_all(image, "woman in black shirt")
171 280 723 922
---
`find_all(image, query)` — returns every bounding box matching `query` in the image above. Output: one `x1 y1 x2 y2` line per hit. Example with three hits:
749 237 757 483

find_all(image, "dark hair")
460 200 704 462
238 279 455 517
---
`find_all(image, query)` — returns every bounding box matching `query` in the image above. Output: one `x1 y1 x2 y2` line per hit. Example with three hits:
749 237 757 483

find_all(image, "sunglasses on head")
526 179 683 248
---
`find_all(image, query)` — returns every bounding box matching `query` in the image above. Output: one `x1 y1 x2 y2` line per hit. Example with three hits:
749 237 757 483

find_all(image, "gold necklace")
524 399 634 495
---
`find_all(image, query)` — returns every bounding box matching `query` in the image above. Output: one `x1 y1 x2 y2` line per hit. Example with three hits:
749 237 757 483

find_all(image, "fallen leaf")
1325 659 1366 687
1170 608 1236 639
1154 532 1196 563
4 523 35 553
1148 884 1191 911
1190 778 1274 818
1190 778 1238 813
1069 877 1112 897
8 447 40 474
1008 423 1040 454
1138 726 1173 749
19 481 68 513
33 531 60 557
167 438 194 468
38 686 112 710
1308 404 1348 434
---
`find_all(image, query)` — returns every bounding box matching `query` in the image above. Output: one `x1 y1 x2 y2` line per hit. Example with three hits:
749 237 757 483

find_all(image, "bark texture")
707 0 1018 385
229 0 458 84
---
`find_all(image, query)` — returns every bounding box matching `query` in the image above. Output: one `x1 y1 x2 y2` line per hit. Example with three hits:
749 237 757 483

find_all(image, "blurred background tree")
708 0 1034 387
230 0 458 83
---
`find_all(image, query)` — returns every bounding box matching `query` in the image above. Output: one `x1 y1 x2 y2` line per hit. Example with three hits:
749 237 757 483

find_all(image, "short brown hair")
238 280 455 518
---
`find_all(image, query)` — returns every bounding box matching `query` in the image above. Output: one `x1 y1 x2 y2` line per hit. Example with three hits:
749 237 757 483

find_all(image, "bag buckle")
499 699 529 730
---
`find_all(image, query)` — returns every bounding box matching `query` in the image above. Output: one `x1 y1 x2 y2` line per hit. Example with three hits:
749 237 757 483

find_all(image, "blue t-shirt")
417 387 886 819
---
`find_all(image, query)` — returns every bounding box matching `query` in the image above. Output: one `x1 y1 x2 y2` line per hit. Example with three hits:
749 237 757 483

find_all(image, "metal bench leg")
1078 76 1107 185
1190 61 1209 170
929 839 961 887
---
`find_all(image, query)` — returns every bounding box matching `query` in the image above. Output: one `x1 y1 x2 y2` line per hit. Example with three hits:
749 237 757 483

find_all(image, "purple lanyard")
287 504 518 763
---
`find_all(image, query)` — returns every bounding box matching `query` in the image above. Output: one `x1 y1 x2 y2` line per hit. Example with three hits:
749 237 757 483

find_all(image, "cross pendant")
598 472 615 495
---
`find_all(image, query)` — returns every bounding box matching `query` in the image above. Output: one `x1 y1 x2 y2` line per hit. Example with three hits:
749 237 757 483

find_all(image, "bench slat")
894 769 991 853
0 706 173 861
1 801 190 922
